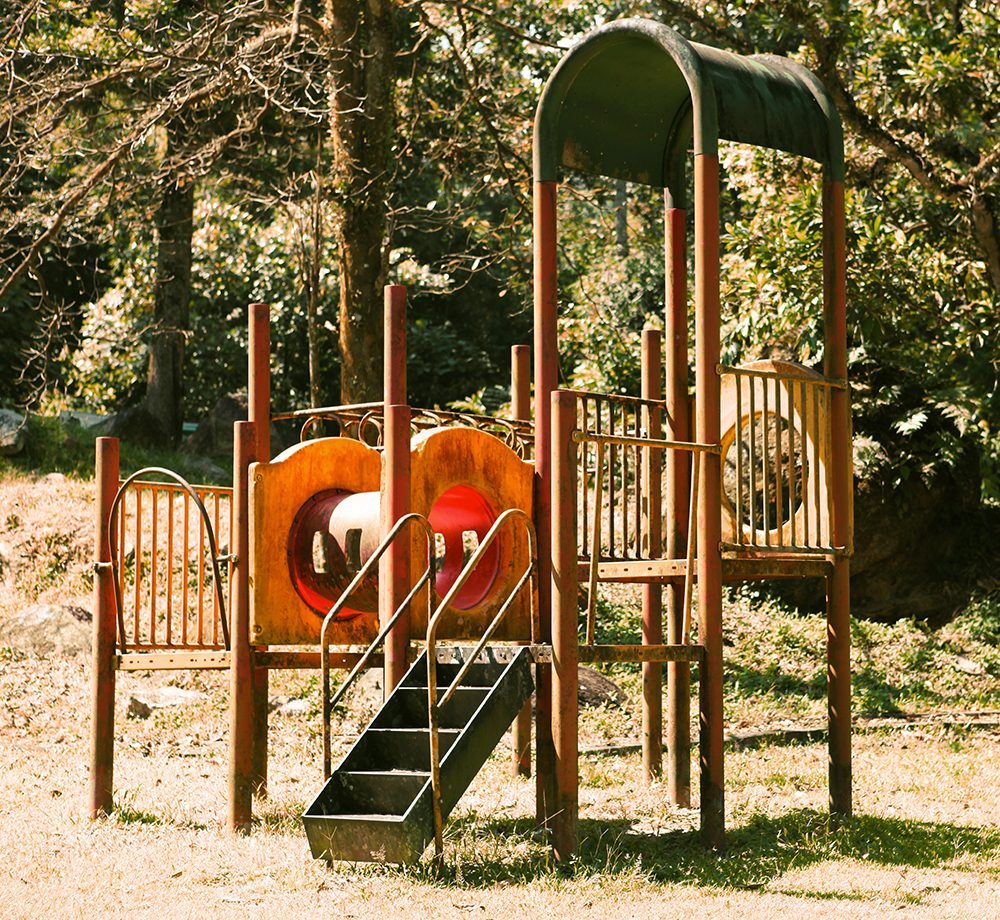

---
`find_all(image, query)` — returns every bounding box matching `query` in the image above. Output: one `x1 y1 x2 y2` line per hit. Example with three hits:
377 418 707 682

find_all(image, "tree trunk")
326 0 396 404
144 169 194 446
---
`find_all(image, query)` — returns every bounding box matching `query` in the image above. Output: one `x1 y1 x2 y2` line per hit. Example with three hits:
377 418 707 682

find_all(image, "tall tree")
326 0 397 403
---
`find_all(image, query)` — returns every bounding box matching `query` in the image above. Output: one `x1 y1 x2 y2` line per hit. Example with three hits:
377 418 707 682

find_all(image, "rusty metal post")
229 421 256 833
641 328 663 782
823 178 852 821
382 285 411 696
89 436 119 818
695 154 725 849
248 302 270 798
664 196 692 806
533 180 558 826
551 389 578 860
511 344 532 778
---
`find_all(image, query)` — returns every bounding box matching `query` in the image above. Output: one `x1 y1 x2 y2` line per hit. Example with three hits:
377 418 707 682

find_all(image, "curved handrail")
320 512 434 778
106 468 231 654
424 508 538 859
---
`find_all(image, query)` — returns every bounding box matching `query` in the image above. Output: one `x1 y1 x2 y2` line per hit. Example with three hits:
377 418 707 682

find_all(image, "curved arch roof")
534 18 844 196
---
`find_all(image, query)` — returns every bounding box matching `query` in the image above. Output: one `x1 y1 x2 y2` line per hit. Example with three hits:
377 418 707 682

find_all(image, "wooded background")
1 1 997 614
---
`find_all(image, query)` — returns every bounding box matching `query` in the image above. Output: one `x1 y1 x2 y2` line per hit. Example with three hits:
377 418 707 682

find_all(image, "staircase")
303 646 534 864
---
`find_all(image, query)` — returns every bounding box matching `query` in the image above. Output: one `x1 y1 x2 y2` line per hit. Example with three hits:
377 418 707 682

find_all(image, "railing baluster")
787 383 797 546
813 385 823 546
133 486 142 643
735 377 744 544
182 491 190 646
581 397 589 558
801 381 811 547
762 375 771 544
212 490 221 645
150 486 158 645
197 494 205 646
166 489 174 645
633 403 641 556
774 378 784 547
118 487 126 645
748 381 757 543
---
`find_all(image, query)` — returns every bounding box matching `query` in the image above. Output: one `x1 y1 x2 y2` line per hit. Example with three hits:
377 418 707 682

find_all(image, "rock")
58 410 106 430
953 655 983 675
93 406 168 447
0 409 26 456
577 666 627 708
271 697 311 717
184 393 247 458
0 604 92 655
0 540 12 580
127 687 206 719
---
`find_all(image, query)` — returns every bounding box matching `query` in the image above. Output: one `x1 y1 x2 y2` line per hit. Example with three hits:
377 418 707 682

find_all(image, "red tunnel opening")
429 484 500 610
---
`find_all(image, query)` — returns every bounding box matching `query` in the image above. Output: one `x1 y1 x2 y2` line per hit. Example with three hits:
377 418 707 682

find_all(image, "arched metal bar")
424 507 538 860
320 512 434 778
107 468 231 654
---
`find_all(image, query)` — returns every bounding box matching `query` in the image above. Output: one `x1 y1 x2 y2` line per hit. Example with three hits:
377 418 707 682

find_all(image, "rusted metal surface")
695 153 725 851
551 390 578 860
533 178 558 830
824 178 852 820
89 436 119 819
229 421 256 834
116 651 230 670
425 508 539 859
511 344 533 778
382 406 412 695
256 649 382 670
249 302 271 798
108 473 232 653
320 513 434 778
579 644 703 664
665 200 692 807
641 328 663 782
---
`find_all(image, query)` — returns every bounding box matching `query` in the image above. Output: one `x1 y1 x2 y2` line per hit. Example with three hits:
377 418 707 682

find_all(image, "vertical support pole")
551 389 578 860
695 154 725 849
248 302 270 798
533 180 558 825
823 178 852 821
641 328 663 782
664 197 692 806
89 436 119 818
229 421 257 833
382 284 411 696
511 344 532 778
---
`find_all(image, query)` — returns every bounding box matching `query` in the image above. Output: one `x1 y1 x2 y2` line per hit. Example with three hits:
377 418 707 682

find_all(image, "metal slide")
303 645 533 864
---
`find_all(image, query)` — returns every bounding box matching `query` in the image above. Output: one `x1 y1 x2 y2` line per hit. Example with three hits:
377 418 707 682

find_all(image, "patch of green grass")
0 414 228 484
392 809 1000 890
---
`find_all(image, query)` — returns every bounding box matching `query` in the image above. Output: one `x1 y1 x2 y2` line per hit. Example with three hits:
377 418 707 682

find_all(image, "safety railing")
273 402 535 459
569 390 667 562
572 424 716 646
320 512 435 778
101 469 233 654
719 364 842 554
424 508 538 860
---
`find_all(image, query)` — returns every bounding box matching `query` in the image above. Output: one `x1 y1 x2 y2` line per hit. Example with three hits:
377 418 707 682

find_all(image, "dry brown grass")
1 470 998 918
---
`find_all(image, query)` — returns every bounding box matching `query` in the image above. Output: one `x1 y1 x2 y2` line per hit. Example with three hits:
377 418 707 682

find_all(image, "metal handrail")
106 468 231 654
320 512 434 778
424 508 538 860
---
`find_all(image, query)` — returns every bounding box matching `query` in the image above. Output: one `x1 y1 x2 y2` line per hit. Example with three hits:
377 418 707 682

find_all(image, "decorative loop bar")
425 508 539 860
105 469 232 655
320 512 435 778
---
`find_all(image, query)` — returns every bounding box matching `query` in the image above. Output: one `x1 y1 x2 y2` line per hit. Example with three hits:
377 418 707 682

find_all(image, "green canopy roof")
534 18 844 198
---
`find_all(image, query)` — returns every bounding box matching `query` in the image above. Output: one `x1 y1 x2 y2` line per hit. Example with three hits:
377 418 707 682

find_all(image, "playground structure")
88 18 852 861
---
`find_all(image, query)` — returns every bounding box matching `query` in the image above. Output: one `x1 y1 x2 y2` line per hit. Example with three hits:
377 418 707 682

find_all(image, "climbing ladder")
304 507 539 864
304 646 533 863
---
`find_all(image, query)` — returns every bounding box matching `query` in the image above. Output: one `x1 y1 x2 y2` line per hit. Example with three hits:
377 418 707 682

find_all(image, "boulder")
269 697 311 717
0 604 92 655
0 409 26 456
58 410 106 430
577 666 627 708
127 686 206 719
93 406 168 448
184 393 247 457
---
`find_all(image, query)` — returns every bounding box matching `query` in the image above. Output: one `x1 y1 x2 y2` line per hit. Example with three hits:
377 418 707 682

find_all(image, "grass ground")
1 458 999 918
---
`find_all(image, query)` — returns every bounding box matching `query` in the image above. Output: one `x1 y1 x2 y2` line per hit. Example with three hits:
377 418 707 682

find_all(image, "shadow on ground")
400 809 999 889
